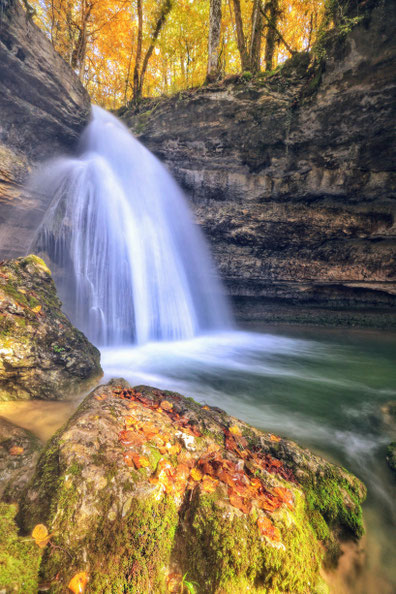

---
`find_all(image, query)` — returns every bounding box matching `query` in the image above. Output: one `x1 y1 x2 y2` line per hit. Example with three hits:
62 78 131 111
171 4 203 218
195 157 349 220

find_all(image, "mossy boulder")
0 255 102 400
20 380 366 593
0 416 42 503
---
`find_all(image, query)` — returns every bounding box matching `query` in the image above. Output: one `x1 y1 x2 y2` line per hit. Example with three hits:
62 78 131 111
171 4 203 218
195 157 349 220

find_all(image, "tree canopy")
28 0 334 108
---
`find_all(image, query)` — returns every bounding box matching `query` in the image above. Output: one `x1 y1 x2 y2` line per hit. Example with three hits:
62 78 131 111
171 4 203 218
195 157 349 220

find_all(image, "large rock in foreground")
21 380 366 593
0 255 102 400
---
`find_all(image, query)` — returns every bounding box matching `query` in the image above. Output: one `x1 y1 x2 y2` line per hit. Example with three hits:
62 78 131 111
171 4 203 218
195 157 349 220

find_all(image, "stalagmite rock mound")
0 255 102 400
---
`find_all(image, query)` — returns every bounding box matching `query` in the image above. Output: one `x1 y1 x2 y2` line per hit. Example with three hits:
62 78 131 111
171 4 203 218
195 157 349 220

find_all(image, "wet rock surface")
0 0 90 259
0 255 102 400
0 415 42 503
123 1 396 328
20 379 366 593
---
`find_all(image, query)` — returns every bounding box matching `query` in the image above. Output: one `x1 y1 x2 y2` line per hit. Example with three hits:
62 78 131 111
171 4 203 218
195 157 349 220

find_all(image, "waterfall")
31 106 232 346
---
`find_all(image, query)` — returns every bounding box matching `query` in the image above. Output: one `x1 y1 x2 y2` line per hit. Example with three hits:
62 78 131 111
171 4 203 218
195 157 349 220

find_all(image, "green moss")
302 468 365 539
41 494 178 594
0 503 40 593
179 489 324 594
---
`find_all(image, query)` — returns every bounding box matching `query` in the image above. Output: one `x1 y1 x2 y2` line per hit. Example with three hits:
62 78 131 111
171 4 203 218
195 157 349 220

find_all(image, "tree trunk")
206 0 222 82
264 0 279 71
250 0 263 73
133 0 143 100
137 0 172 99
231 0 250 71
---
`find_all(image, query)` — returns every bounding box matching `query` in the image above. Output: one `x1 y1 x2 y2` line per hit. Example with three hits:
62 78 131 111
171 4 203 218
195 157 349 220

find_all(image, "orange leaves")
257 517 281 542
68 571 89 593
272 487 294 510
201 475 218 493
9 445 24 455
160 400 173 411
32 524 51 548
228 488 252 514
131 454 150 469
269 434 281 442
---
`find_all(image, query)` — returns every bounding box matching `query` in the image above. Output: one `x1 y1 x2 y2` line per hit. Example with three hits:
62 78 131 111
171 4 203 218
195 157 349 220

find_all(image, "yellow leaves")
201 475 218 493
160 400 173 411
68 571 89 593
32 524 51 548
229 425 242 436
31 305 42 314
9 445 24 455
190 467 203 482
132 454 150 469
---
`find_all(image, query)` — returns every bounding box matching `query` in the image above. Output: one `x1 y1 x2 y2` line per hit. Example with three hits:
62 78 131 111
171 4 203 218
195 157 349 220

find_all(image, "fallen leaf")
269 434 281 442
68 571 89 593
229 425 242 436
201 475 218 493
272 486 294 509
31 305 42 314
202 405 210 410
160 400 173 411
32 524 51 548
257 516 281 542
9 446 24 455
132 454 150 469
190 467 203 481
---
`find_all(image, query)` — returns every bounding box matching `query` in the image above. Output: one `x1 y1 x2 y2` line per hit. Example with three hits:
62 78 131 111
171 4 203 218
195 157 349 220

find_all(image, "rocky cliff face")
122 1 396 328
0 0 90 258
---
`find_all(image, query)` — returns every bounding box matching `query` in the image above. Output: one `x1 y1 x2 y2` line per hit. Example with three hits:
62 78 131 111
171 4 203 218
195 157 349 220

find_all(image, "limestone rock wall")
122 0 396 327
0 0 90 258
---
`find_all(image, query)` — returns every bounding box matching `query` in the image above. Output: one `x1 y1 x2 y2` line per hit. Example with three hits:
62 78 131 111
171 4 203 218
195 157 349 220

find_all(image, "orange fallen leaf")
269 434 281 442
68 571 89 593
160 400 173 411
272 486 294 509
257 516 281 542
201 475 218 493
9 446 24 456
167 443 181 455
132 454 150 469
202 405 210 410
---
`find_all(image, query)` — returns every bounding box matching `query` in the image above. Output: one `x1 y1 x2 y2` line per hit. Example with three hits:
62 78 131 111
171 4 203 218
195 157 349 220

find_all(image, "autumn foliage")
28 0 327 107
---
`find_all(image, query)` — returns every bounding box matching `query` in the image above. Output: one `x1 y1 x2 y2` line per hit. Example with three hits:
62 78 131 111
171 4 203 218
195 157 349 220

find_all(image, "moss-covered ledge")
0 255 102 400
18 380 366 593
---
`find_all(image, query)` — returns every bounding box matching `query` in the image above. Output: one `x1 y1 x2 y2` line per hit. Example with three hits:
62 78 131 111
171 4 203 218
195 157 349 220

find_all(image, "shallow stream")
1 325 395 593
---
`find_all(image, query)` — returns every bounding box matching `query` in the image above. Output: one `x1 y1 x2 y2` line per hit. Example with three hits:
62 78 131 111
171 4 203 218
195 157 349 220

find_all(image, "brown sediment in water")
323 536 395 594
0 400 79 442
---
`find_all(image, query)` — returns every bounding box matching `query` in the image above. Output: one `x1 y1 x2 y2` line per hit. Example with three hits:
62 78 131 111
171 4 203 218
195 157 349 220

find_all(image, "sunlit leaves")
32 524 51 548
29 0 326 107
9 445 24 455
68 571 89 593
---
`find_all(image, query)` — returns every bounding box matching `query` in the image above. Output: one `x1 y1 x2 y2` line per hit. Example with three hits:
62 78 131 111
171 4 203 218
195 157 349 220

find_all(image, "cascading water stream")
31 106 232 346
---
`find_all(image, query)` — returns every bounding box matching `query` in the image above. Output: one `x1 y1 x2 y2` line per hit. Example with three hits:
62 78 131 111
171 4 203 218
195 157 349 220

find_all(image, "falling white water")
31 106 232 345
